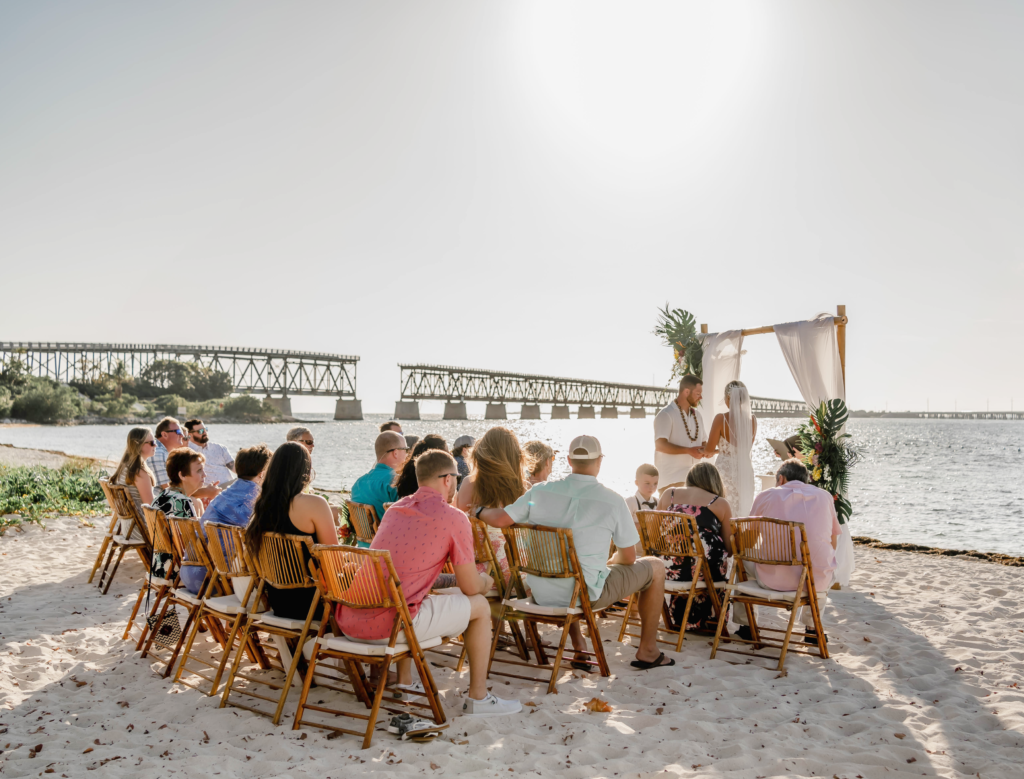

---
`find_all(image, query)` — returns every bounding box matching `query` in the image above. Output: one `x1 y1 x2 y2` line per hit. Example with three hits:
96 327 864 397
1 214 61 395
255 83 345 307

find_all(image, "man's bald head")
375 431 408 462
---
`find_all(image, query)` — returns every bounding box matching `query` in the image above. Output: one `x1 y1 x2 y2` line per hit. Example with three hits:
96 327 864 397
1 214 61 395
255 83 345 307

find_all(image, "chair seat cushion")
728 580 827 604
252 611 321 631
173 588 202 606
502 597 581 616
147 575 172 587
204 593 246 615
435 586 501 599
302 633 444 659
113 535 147 546
664 580 707 593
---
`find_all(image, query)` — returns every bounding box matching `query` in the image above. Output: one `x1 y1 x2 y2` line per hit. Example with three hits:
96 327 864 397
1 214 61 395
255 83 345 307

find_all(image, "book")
767 438 794 459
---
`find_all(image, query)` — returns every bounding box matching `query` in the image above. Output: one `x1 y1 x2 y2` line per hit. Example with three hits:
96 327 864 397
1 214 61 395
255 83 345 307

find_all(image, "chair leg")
140 595 173 660
218 619 256 711
709 588 733 659
102 547 128 595
806 595 829 659
675 585 699 653
616 592 637 642
209 614 246 696
173 606 207 684
362 657 392 749
162 605 201 677
410 650 446 726
97 542 118 591
293 650 319 730
582 609 610 677
87 537 112 584
274 630 309 725
507 619 531 662
776 601 803 671
123 581 150 641
546 615 574 694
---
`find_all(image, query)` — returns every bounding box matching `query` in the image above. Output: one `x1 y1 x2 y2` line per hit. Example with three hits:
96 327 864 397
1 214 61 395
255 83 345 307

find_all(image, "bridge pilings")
485 403 507 420
577 405 596 419
333 399 363 420
394 401 421 420
551 405 570 419
264 395 292 417
443 402 468 420
630 407 647 419
520 404 542 420
600 406 618 419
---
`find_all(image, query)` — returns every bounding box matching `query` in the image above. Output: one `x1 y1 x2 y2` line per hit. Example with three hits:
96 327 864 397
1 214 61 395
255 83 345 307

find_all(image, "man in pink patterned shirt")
339 450 521 718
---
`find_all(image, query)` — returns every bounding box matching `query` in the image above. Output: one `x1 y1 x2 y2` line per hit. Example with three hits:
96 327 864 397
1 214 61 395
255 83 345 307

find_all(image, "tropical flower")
813 467 822 481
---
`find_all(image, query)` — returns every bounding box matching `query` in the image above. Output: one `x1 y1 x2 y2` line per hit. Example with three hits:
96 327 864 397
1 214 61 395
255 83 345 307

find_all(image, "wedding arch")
698 305 854 587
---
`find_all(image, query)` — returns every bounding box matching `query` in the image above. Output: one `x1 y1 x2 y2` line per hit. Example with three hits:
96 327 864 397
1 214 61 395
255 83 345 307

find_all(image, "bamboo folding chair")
345 501 380 546
488 524 609 695
294 545 448 749
174 521 266 696
96 484 152 594
123 505 177 648
219 532 322 725
711 518 829 670
382 502 394 513
617 510 725 652
88 479 122 584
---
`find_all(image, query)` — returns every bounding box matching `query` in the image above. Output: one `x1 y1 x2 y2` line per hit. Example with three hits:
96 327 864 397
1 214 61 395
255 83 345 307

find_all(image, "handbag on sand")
146 609 182 649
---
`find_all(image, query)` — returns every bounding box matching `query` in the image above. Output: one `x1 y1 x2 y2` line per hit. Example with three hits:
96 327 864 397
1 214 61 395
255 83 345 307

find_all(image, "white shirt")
188 440 234 485
652 401 707 489
626 490 659 521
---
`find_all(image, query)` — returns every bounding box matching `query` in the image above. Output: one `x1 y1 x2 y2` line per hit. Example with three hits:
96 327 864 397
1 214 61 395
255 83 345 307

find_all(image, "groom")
653 374 707 490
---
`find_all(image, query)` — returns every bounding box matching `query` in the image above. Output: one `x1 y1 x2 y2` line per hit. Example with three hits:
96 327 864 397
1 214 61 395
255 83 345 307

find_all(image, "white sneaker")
393 681 426 699
461 692 522 717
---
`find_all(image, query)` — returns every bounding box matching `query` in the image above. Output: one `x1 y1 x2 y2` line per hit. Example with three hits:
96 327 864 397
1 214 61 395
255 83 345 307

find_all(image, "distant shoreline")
852 536 1024 567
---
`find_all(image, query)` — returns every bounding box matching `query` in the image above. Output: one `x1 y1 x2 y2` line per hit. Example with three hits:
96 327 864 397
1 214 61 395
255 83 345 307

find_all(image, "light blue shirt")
351 462 398 525
504 473 640 607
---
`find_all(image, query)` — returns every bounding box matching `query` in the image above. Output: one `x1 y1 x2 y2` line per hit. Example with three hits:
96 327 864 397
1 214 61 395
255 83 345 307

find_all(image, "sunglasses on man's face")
193 428 208 435
440 473 458 480
165 429 183 437
300 439 315 447
387 447 409 454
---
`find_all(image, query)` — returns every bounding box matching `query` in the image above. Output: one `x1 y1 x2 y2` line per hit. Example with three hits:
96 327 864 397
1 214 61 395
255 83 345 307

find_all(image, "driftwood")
853 536 1024 568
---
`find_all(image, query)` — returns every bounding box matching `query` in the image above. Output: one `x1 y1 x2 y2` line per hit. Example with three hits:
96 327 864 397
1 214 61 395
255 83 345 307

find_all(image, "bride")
704 380 757 517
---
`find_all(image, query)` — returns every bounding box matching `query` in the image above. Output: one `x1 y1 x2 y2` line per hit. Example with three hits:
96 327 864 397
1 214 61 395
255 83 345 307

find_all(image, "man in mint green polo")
477 435 671 670
351 431 408 523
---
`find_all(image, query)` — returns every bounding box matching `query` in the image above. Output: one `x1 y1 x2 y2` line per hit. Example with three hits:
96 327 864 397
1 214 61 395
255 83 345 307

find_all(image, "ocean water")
2 416 1021 556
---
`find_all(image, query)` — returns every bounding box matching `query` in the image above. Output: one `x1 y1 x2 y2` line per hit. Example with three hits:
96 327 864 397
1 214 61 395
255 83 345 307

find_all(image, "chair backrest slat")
345 501 379 545
169 517 214 574
504 524 576 579
311 545 397 609
635 510 703 559
254 532 315 589
143 505 175 555
731 517 801 566
205 522 255 578
108 484 150 544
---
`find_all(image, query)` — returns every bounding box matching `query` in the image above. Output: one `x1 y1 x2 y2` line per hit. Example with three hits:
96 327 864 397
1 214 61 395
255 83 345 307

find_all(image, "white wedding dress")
717 386 755 517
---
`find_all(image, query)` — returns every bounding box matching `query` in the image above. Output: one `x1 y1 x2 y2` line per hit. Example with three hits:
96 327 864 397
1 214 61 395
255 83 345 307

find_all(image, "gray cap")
453 435 475 449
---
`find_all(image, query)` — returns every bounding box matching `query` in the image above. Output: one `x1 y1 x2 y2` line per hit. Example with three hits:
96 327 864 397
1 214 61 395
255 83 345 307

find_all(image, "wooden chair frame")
219 532 322 725
345 501 380 546
617 510 725 652
173 522 266 696
711 517 829 670
123 505 177 648
488 524 610 694
96 484 152 594
88 479 122 584
294 545 447 749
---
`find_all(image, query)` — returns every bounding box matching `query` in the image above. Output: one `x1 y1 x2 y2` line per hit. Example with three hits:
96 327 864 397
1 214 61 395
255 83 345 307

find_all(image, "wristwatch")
475 506 485 519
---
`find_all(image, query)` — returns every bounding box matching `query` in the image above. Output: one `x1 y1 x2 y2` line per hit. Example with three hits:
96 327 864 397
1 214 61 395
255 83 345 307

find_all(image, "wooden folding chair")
174 522 265 696
294 545 448 748
345 501 380 546
488 524 609 694
219 532 322 724
123 505 176 647
711 518 829 670
96 484 151 594
617 510 725 652
382 502 395 513
88 479 122 584
140 517 224 675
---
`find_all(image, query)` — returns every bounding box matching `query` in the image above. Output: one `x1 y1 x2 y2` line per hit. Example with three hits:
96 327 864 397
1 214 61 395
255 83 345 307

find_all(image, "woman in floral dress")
655 461 733 632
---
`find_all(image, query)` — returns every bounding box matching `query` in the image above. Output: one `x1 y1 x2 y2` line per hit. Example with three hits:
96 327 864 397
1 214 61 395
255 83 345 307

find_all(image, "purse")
146 609 182 649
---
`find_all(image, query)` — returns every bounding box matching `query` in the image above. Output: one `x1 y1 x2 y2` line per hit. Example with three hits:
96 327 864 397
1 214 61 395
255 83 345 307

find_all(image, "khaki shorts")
346 593 472 645
590 558 657 611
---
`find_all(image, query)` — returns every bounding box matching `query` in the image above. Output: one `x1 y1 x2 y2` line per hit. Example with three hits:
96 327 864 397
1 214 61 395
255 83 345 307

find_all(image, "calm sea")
2 416 1021 556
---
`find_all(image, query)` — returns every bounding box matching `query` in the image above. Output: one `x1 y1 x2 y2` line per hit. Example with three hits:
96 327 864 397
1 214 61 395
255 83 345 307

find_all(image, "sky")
1 1 1022 414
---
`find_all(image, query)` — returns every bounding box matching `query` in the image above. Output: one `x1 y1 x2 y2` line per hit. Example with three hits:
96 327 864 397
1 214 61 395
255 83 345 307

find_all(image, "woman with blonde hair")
111 427 157 514
456 427 528 580
522 440 555 486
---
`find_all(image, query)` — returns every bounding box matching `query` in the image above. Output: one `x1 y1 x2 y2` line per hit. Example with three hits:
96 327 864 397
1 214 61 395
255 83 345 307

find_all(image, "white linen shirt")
188 440 234 485
504 474 640 607
652 402 707 489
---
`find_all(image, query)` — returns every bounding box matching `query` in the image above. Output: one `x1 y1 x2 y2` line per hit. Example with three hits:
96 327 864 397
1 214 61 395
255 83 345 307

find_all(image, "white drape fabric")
726 384 755 517
700 330 744 424
773 312 853 587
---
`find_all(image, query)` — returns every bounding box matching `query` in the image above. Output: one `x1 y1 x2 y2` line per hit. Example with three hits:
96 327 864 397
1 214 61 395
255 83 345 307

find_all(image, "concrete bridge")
0 342 362 419
394 364 807 420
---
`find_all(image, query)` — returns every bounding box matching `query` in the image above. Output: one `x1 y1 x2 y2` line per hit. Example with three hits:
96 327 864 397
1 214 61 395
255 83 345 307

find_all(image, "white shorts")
347 593 472 645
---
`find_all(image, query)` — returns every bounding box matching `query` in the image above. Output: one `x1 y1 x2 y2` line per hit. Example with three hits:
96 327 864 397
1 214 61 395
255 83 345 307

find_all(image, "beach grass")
0 459 108 534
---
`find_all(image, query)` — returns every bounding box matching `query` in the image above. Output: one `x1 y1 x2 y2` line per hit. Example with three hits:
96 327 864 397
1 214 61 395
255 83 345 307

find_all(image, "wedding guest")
350 431 407 521
111 427 156 515
286 427 315 454
452 435 475 486
477 435 671 670
379 420 402 434
656 462 733 632
523 440 555 486
243 442 338 620
394 434 448 499
152 448 206 584
339 450 521 717
456 427 527 582
149 417 186 488
627 463 660 521
186 419 235 486
404 434 420 451
653 375 707 491
733 459 840 644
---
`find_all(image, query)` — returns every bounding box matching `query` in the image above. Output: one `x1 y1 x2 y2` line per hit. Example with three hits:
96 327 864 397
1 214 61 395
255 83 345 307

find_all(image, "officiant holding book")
653 375 707 490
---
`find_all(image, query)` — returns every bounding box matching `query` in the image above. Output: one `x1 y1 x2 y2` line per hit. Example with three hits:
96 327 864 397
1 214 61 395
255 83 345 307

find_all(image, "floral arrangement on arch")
653 305 703 381
796 399 858 525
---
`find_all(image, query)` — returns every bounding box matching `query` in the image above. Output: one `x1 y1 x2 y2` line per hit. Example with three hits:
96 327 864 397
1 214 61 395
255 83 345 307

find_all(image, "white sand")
1 517 1022 778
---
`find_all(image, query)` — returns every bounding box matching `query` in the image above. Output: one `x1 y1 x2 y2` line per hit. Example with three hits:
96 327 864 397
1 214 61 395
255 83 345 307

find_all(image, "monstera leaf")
654 305 703 379
813 399 849 438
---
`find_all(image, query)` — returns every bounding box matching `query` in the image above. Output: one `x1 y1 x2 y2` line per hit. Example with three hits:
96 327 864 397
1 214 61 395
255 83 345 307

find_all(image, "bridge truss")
1 342 359 399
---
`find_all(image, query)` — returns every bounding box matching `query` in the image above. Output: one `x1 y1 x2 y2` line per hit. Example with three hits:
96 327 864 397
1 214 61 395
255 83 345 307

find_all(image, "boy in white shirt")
626 463 660 522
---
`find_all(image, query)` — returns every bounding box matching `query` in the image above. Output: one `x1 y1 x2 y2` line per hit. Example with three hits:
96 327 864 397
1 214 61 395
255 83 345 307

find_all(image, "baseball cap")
567 435 602 460
453 435 475 449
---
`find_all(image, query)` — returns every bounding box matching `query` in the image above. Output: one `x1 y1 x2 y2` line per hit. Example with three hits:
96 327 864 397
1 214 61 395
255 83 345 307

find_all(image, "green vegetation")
136 360 233 401
654 306 704 380
0 460 109 534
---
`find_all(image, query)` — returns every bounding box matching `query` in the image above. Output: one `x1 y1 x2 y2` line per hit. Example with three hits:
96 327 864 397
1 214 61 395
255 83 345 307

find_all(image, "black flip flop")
630 651 675 670
570 659 596 672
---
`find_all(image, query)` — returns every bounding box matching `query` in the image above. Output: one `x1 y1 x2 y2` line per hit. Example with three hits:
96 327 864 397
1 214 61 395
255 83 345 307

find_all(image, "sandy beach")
1 514 1021 779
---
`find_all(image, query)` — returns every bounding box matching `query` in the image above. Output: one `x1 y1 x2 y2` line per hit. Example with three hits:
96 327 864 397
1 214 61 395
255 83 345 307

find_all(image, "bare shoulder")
293 492 329 510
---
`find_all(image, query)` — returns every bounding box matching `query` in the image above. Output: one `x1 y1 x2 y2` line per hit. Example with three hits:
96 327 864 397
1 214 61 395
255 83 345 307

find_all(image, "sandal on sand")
630 652 675 670
570 655 597 672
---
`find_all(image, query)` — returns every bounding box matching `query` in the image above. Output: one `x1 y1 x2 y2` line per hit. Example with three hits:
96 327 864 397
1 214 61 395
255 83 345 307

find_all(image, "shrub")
221 395 270 420
0 460 108 531
154 394 189 416
138 360 232 401
0 386 11 418
10 381 84 423
90 392 139 418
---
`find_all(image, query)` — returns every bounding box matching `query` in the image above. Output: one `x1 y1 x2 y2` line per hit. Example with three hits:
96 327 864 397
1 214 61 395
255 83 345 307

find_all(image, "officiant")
653 374 708 489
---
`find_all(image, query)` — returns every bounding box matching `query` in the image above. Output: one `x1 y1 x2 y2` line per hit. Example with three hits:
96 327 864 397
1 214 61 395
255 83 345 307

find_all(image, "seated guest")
151 448 206 582
339 450 522 717
522 440 555 486
394 434 448 499
111 427 157 515
656 462 733 632
350 431 407 525
186 419 235 487
733 458 841 644
404 434 420 451
379 420 402 433
478 435 671 670
452 435 475 486
177 443 272 595
148 417 186 489
243 442 338 620
286 427 315 454
627 463 660 520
